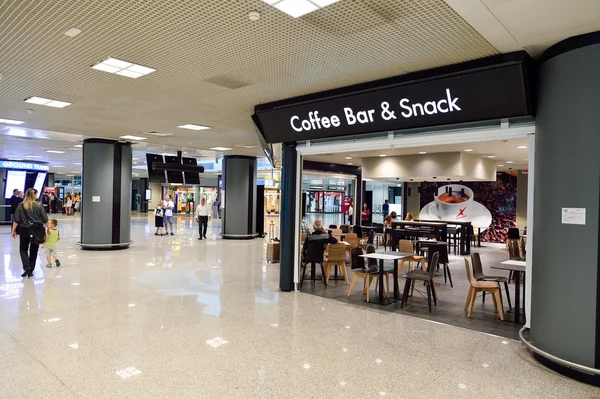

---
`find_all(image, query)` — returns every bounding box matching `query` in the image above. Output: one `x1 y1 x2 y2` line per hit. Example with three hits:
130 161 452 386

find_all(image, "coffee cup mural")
434 185 474 221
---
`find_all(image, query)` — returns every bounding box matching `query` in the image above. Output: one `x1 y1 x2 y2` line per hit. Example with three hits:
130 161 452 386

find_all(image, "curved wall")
532 34 600 368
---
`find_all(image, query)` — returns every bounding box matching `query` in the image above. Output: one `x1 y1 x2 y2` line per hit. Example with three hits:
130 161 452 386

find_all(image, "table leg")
523 271 526 316
379 259 384 303
464 226 471 255
477 227 482 247
311 262 316 281
514 271 521 324
393 259 400 299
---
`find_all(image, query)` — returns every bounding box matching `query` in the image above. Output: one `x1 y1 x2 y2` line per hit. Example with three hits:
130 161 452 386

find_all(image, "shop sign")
1 160 49 171
309 185 323 190
327 185 345 191
254 61 532 143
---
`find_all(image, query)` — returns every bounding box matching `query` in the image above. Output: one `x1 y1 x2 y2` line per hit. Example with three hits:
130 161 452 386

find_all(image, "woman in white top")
65 194 73 216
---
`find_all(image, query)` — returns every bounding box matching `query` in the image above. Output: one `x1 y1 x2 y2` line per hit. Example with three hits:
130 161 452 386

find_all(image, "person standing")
361 203 371 226
65 194 73 216
195 197 211 240
12 189 50 278
10 189 23 220
347 203 353 225
42 219 61 268
154 200 165 236
382 199 389 220
163 195 175 235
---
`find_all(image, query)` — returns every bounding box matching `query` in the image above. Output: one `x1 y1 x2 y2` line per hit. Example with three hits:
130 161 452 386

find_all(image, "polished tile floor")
0 215 598 398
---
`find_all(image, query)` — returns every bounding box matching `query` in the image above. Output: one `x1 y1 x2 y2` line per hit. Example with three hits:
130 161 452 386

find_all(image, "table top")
360 253 413 260
339 241 352 246
416 240 448 246
391 220 448 227
491 260 526 272
419 219 473 226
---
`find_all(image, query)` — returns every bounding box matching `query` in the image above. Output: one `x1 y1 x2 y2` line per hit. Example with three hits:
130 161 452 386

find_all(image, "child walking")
43 219 61 268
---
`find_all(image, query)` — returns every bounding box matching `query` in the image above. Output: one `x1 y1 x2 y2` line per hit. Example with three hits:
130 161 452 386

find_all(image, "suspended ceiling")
0 0 598 162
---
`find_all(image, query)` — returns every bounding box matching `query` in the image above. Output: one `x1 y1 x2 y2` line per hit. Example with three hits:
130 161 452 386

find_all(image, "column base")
78 241 132 250
220 233 258 240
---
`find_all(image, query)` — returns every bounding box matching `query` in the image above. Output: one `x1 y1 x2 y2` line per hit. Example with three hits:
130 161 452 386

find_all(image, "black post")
280 142 297 292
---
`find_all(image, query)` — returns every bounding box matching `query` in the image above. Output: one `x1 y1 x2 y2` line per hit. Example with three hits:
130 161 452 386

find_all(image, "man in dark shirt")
10 189 23 217
302 219 338 261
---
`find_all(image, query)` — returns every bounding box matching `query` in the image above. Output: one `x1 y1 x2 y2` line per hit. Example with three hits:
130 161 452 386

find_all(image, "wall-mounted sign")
254 55 533 143
327 185 346 191
309 185 323 190
561 208 586 225
0 160 50 171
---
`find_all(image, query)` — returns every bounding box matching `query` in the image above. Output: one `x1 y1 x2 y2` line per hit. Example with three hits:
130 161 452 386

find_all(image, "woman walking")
12 189 50 278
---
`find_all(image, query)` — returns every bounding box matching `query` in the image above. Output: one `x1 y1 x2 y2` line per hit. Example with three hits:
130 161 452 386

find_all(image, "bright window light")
210 147 232 151
119 135 147 141
177 124 211 131
91 58 156 79
25 97 71 108
263 0 339 18
0 118 25 125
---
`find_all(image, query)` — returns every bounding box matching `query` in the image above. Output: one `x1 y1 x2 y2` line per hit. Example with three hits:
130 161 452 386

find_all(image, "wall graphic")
419 172 517 243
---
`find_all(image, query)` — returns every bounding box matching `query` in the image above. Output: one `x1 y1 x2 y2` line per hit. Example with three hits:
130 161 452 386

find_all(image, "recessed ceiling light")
347 162 353 165
46 150 65 154
464 149 473 152
487 155 496 158
25 97 71 108
177 124 210 131
379 154 387 157
345 157 352 160
517 146 527 149
497 164 504 167
419 152 427 155
119 135 147 141
0 118 25 125
272 0 318 18
235 144 259 149
64 27 82 37
506 161 514 164
210 147 232 151
24 155 41 158
91 58 156 79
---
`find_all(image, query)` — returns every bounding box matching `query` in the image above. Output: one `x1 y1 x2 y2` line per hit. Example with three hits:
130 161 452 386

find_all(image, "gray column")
279 143 297 292
221 156 257 239
515 171 528 229
80 139 132 249
531 33 600 373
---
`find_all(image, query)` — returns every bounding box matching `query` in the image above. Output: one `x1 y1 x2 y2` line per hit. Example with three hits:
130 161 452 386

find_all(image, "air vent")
203 74 251 90
144 131 174 137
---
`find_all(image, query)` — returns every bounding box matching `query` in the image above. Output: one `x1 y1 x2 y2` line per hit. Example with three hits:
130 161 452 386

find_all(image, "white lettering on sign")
0 160 50 171
288 88 461 133
400 89 460 118
561 208 586 225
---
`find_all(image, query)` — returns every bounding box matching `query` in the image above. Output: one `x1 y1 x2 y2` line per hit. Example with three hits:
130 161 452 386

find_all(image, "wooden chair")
347 247 389 302
340 224 351 234
464 258 504 320
330 228 343 237
398 240 424 273
324 243 349 284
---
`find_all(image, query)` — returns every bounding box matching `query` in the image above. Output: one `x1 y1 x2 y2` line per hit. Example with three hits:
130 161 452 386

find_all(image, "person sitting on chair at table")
302 219 338 260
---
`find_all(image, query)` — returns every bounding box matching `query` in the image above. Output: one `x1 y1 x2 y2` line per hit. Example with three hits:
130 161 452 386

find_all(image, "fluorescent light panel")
0 118 25 125
178 124 210 131
91 58 156 79
210 147 232 151
25 97 71 108
119 135 147 141
46 150 65 154
263 0 341 18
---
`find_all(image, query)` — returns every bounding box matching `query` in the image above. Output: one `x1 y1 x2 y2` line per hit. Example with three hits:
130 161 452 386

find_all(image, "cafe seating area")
300 223 527 339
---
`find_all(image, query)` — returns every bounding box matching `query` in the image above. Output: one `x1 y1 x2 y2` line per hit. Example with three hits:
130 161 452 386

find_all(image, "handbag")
22 207 46 245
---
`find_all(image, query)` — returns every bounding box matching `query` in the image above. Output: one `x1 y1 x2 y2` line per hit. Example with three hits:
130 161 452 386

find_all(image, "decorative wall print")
419 173 517 243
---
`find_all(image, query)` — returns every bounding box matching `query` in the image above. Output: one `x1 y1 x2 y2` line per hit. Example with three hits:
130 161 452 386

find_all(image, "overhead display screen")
33 172 47 198
4 170 27 199
254 61 533 143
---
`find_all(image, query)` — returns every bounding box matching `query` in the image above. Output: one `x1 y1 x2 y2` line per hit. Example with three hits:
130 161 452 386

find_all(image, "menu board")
4 170 27 199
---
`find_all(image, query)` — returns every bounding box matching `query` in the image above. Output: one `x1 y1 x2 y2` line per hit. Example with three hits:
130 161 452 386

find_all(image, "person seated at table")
383 211 398 228
302 219 338 260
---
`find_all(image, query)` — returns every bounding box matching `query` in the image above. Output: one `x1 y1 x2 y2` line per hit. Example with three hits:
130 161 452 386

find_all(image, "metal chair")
401 252 439 313
428 243 452 287
470 252 512 309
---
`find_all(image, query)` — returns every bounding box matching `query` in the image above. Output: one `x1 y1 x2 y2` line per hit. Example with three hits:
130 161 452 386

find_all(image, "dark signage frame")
254 52 534 144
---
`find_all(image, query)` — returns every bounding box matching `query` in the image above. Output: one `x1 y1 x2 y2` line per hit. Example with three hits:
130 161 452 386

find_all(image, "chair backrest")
372 222 384 234
351 247 365 270
367 230 374 245
464 258 473 284
329 224 338 229
399 239 413 254
345 233 359 247
300 233 307 243
352 225 363 237
304 236 329 263
340 224 350 233
507 227 520 239
331 229 343 236
508 241 521 260
428 252 440 279
327 243 346 262
365 244 377 268
470 252 484 278
428 243 448 264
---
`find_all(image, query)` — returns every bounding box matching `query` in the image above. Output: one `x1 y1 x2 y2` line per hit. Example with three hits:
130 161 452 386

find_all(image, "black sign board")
254 55 533 143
